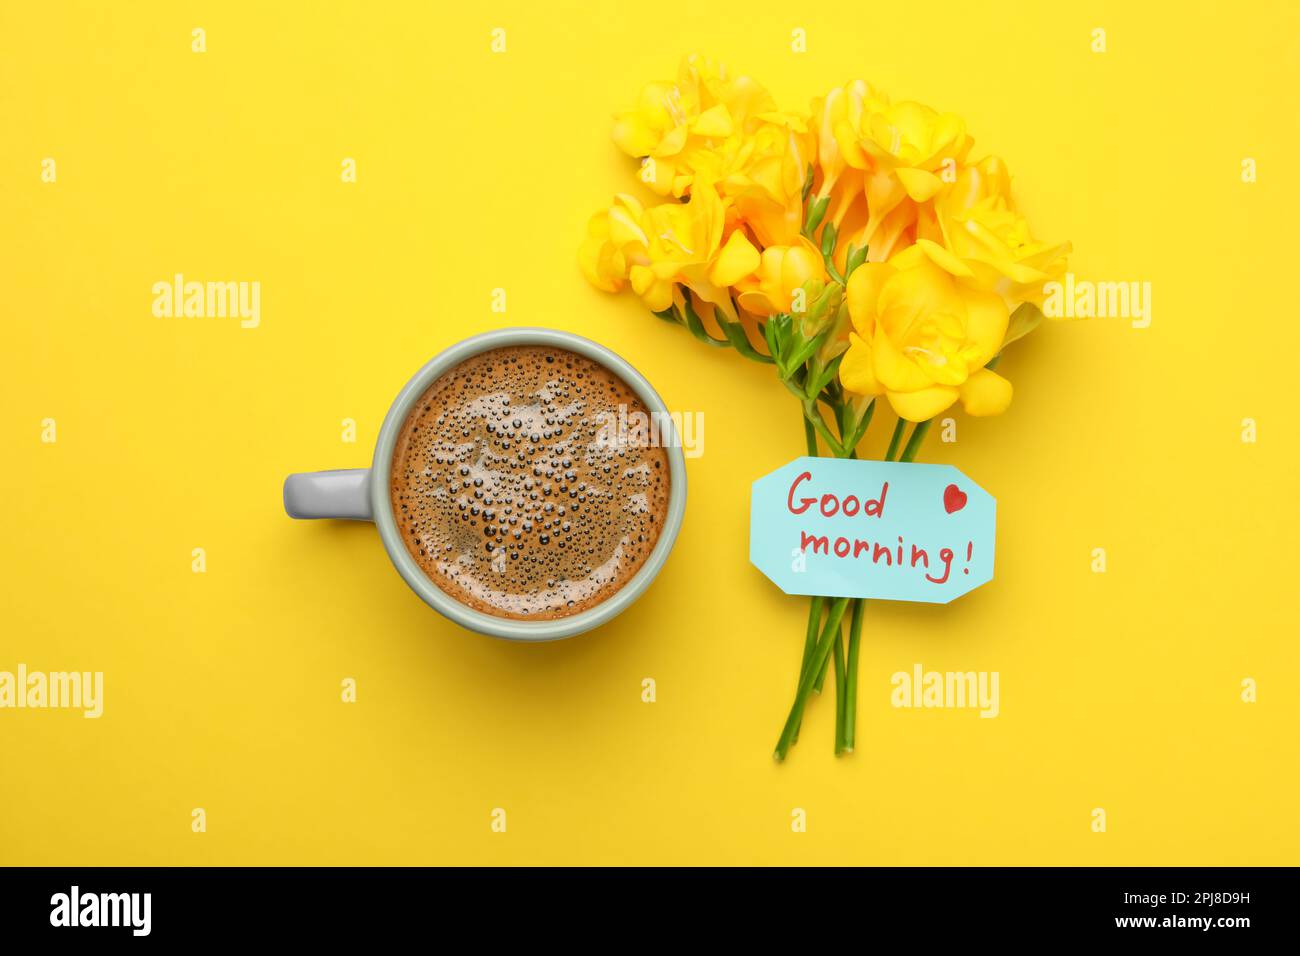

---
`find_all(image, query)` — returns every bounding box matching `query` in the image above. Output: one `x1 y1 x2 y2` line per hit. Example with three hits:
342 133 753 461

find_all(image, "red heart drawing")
943 484 967 514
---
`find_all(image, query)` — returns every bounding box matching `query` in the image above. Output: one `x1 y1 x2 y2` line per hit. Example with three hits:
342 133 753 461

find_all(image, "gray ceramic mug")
283 327 687 641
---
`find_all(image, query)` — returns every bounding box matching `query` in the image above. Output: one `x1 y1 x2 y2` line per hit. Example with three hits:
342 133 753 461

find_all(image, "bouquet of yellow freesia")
580 55 1070 760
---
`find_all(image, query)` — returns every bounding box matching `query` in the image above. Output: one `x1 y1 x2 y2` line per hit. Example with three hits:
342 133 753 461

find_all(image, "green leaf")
844 396 877 450
771 313 793 356
679 299 728 348
718 318 775 363
785 326 833 374
820 221 837 259
845 244 869 279
803 196 830 236
804 353 842 400
1003 301 1044 349
765 313 797 378
761 317 780 360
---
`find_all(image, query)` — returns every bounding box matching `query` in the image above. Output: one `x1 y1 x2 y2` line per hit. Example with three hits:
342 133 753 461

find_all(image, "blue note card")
749 457 996 604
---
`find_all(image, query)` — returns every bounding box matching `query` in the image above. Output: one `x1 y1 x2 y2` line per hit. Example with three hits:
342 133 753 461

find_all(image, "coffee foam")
390 345 671 620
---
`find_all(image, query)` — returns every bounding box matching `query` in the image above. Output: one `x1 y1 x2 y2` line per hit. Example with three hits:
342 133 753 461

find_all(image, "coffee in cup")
389 345 670 620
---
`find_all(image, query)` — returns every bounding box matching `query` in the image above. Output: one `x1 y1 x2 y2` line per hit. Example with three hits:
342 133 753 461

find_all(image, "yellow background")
3 1 1297 866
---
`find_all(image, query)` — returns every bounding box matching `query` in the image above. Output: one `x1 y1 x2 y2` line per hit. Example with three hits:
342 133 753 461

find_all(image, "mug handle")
283 469 373 520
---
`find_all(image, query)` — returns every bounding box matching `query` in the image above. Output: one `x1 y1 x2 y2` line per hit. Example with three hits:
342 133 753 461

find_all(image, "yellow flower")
688 111 815 247
829 96 971 257
835 99 972 201
813 82 882 187
808 81 886 227
580 182 760 316
577 194 648 293
915 156 1071 308
735 238 826 316
611 55 777 197
839 245 1012 421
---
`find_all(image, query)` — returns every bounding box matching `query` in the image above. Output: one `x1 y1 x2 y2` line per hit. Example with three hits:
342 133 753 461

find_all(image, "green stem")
837 403 857 459
780 359 883 757
842 599 865 754
812 396 849 694
793 595 824 744
832 623 846 749
841 398 875 454
884 417 906 462
774 597 851 762
900 419 932 463
813 630 833 692
831 401 855 737
792 410 823 744
802 401 846 458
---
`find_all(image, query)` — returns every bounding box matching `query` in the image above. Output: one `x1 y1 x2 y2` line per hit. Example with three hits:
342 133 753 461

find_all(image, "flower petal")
887 385 959 422
692 103 734 138
845 262 892 337
839 332 883 396
578 237 623 293
611 112 660 157
958 367 1013 416
736 289 778 316
631 266 673 312
896 167 943 202
709 229 761 287
914 238 974 278
608 206 648 247
961 288 1010 367
873 325 936 393
875 254 961 340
